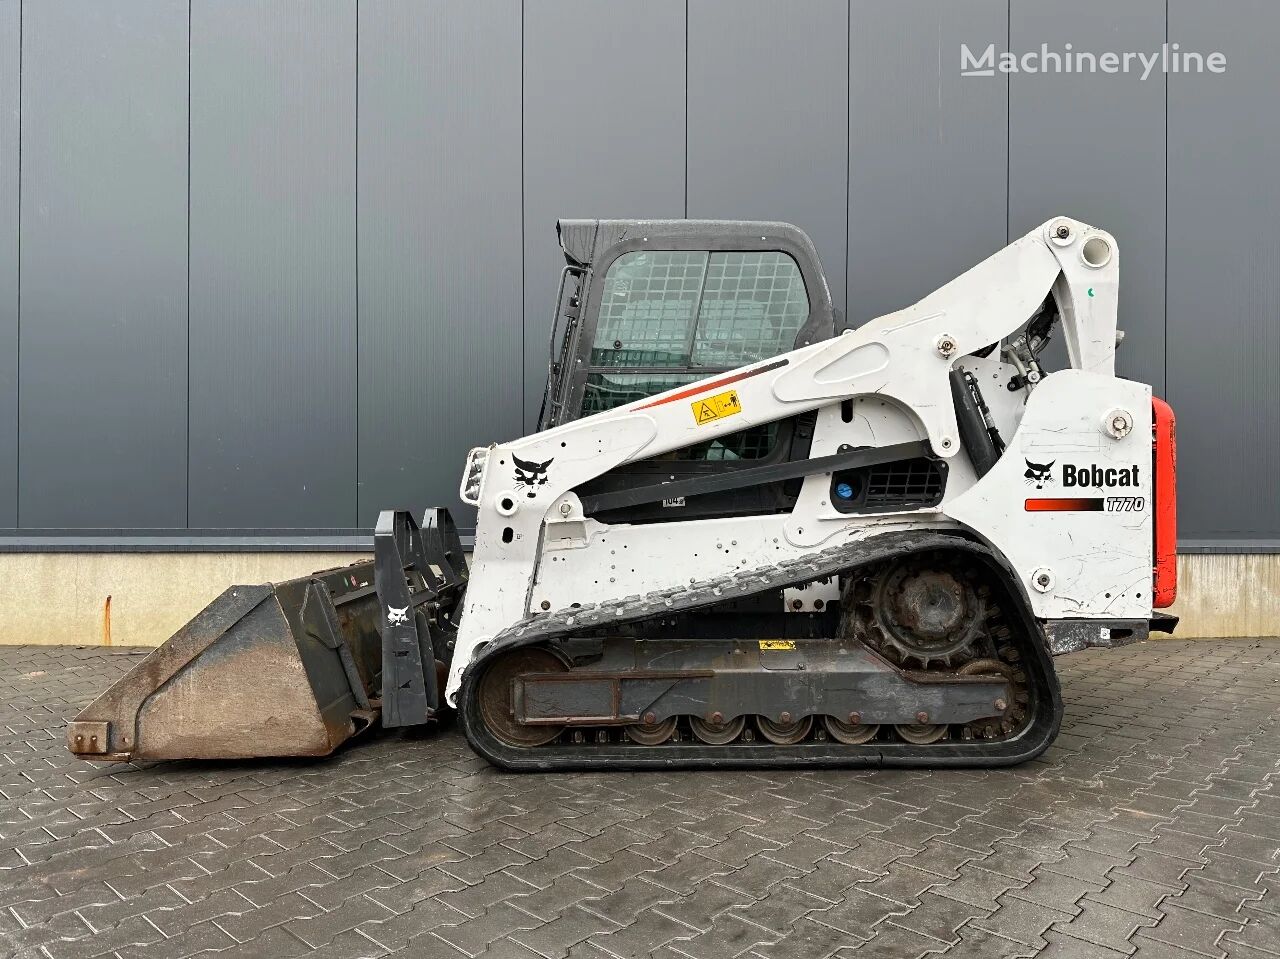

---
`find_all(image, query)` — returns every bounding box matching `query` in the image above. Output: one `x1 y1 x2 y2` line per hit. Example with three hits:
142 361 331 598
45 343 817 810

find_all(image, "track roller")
625 718 677 745
895 723 948 744
756 715 813 745
824 715 880 745
689 715 746 744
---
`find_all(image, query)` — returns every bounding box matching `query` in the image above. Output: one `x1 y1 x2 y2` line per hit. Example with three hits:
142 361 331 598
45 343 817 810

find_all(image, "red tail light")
1152 397 1177 608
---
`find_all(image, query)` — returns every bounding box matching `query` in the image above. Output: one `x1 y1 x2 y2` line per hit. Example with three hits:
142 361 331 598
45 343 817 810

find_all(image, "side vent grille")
831 456 947 513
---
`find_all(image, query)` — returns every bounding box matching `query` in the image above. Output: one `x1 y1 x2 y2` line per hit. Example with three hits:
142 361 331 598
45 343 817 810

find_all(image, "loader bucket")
68 509 467 762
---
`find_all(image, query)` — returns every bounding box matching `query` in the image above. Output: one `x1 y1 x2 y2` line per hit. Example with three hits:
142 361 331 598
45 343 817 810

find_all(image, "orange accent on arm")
634 358 789 410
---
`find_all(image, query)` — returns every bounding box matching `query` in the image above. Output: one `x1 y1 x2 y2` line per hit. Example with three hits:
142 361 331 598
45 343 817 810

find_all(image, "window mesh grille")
592 251 707 366
693 252 809 367
586 248 809 462
582 372 701 416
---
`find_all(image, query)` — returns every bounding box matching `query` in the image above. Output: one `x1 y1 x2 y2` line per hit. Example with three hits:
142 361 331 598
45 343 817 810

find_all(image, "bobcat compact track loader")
69 216 1178 771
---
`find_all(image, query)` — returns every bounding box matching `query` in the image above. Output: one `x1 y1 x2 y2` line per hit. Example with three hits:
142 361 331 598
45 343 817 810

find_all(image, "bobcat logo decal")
1024 458 1056 490
386 605 409 627
513 455 554 499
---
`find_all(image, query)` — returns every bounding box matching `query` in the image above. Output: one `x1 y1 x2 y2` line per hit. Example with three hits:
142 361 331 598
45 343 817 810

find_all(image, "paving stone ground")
1 639 1278 959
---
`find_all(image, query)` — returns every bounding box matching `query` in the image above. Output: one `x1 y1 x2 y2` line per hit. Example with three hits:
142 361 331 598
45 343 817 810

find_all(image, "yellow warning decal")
691 389 743 425
758 640 796 651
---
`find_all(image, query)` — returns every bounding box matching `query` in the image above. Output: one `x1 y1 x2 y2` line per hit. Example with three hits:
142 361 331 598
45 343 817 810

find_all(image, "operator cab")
540 219 838 523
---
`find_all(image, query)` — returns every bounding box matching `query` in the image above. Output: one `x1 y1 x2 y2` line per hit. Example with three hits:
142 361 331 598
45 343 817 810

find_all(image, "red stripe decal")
1024 498 1105 512
635 358 790 410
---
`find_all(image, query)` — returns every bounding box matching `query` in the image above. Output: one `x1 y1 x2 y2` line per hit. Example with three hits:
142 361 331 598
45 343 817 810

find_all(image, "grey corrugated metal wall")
19 1 188 530
0 0 1275 548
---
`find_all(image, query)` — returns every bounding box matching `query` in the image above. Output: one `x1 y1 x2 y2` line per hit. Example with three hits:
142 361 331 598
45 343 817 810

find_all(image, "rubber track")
459 530 1063 771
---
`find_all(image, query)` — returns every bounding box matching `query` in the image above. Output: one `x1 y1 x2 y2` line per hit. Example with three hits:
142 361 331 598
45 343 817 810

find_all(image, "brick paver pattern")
0 639 1277 959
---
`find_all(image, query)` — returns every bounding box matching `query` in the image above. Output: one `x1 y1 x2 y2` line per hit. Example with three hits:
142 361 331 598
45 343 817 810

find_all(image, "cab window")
584 249 809 460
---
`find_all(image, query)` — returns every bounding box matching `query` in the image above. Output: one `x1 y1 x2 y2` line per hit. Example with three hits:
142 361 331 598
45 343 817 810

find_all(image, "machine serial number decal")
758 640 796 651
692 389 742 425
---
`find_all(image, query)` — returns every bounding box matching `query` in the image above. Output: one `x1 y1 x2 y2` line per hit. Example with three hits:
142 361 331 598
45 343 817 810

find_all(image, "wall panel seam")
683 0 688 219
1163 0 1169 400
354 0 360 527
13 0 20 524
843 0 850 325
185 0 192 529
1005 0 1011 246
520 0 526 426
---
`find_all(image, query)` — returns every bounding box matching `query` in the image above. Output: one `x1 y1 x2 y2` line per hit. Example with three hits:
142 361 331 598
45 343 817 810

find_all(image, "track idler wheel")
689 715 746 745
624 718 677 745
756 715 813 745
477 648 567 748
823 715 880 745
